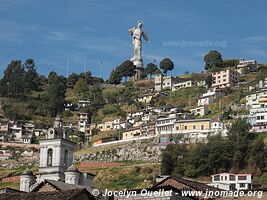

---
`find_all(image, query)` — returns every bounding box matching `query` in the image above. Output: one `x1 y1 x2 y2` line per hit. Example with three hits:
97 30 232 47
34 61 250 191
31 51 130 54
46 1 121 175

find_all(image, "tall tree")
204 50 223 71
160 58 174 75
109 68 122 85
74 78 88 97
118 60 136 81
46 71 66 117
67 73 79 88
145 63 158 78
223 59 239 68
205 74 213 88
24 59 39 92
2 60 26 98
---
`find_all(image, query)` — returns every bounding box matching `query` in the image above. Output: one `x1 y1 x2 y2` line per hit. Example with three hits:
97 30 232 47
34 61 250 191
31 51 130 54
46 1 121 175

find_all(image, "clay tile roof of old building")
154 176 223 192
0 188 95 200
31 180 86 192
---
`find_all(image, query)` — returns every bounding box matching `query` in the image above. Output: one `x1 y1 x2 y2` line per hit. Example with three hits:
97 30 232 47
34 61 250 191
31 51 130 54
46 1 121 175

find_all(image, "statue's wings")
128 27 135 36
142 30 149 41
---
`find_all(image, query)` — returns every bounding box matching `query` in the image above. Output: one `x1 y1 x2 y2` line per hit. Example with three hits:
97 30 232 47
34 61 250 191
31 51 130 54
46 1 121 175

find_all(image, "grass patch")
0 182 20 190
93 163 160 190
155 86 205 107
254 172 267 187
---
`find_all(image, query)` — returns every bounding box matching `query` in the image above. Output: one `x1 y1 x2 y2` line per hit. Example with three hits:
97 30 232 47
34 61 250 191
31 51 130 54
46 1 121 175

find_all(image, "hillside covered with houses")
0 51 267 195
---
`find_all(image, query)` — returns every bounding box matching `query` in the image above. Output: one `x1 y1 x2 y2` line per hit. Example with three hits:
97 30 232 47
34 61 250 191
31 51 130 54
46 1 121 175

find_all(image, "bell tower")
37 117 76 182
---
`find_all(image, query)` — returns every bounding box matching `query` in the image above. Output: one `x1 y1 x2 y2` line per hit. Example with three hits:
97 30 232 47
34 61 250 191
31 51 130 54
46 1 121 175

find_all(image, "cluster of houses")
87 104 229 146
0 121 44 144
86 58 265 146
246 78 267 132
0 58 265 148
0 116 257 199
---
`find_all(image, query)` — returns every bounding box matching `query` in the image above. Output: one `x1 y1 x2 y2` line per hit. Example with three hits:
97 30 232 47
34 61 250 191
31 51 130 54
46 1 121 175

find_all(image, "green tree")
109 68 122 85
223 59 239 68
118 60 136 81
145 63 158 78
204 50 223 70
205 74 213 88
2 60 26 98
119 82 138 105
161 144 187 175
74 78 88 97
160 58 174 75
46 71 66 117
67 73 79 88
161 119 267 177
24 59 40 92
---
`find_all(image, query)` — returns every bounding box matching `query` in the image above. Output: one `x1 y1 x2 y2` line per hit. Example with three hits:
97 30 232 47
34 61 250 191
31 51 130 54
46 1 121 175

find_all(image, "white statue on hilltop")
128 20 149 62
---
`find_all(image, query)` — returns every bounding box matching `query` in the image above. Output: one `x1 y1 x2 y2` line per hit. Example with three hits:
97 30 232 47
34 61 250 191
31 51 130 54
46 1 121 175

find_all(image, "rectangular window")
238 176 247 181
214 175 220 181
239 183 246 188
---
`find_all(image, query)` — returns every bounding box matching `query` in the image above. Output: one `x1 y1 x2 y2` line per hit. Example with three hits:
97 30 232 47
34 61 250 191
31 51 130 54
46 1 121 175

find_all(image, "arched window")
47 148 53 167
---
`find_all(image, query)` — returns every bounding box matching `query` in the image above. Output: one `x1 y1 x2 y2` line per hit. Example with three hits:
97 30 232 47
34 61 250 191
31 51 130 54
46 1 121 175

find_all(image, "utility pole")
66 57 69 77
100 61 103 78
83 56 86 73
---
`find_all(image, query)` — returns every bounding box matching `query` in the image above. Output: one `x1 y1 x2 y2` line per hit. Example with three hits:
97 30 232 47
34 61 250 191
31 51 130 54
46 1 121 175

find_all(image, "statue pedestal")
130 60 144 81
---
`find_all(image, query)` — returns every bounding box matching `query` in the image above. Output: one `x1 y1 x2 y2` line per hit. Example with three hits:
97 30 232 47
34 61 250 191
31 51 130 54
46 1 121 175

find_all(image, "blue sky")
0 0 267 80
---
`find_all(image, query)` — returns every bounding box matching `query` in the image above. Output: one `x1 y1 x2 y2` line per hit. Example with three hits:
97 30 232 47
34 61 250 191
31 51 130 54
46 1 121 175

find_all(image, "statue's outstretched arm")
142 30 149 42
128 27 135 36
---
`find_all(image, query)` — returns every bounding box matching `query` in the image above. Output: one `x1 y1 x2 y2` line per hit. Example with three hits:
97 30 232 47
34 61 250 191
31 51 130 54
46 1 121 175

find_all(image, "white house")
212 69 240 89
156 113 177 135
9 124 24 142
246 90 267 126
190 106 208 117
77 99 90 108
76 112 90 133
155 74 179 91
113 118 131 130
137 93 155 103
259 78 267 90
172 80 195 91
198 90 225 106
210 173 252 191
237 59 257 74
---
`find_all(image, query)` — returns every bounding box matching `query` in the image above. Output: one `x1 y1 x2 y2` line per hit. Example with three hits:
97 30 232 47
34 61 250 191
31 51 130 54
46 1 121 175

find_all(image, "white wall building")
113 119 131 130
210 173 252 191
190 106 208 117
259 78 267 90
172 80 195 91
246 90 267 126
77 112 90 133
237 59 257 74
156 114 177 135
198 90 225 106
155 74 178 91
212 69 240 89
77 99 90 108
